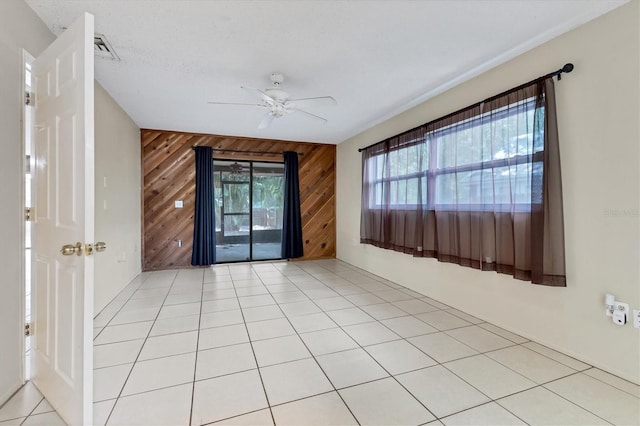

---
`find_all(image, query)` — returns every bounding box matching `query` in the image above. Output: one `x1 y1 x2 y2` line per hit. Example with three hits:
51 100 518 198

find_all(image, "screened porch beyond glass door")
214 160 284 263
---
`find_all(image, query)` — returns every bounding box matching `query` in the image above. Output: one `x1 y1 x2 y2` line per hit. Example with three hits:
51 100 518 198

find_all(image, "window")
361 79 566 286
365 97 542 212
366 141 427 208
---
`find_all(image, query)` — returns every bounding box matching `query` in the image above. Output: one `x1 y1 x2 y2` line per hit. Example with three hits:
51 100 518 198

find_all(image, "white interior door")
31 13 94 426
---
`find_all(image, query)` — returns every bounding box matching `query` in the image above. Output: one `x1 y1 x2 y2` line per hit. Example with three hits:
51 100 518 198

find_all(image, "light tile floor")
1 259 639 425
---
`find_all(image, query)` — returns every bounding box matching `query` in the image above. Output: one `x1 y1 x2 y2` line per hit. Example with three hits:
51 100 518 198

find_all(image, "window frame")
365 96 543 212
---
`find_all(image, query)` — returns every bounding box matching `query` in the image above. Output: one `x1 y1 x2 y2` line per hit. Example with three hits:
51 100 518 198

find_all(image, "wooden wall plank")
141 129 336 271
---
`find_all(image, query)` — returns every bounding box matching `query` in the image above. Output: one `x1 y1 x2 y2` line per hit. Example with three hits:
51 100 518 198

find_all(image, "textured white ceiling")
26 0 626 144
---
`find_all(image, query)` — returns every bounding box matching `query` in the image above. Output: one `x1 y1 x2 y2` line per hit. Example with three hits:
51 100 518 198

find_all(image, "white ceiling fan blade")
241 86 276 103
288 96 337 105
258 114 275 129
208 101 266 107
290 108 328 124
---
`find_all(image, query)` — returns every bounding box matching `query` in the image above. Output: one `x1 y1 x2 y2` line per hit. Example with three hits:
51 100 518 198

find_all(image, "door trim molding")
20 48 35 386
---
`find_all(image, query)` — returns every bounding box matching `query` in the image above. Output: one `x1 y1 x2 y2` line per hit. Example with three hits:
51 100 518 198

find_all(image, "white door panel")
32 13 94 426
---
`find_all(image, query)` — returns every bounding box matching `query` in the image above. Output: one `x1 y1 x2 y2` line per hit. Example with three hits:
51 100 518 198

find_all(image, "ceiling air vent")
94 33 120 61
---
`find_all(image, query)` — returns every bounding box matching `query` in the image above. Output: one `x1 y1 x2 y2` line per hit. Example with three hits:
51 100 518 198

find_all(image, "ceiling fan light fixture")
208 72 335 129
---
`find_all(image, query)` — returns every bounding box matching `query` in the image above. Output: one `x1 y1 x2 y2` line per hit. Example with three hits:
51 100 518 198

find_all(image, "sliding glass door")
214 160 250 262
252 162 285 260
214 160 284 263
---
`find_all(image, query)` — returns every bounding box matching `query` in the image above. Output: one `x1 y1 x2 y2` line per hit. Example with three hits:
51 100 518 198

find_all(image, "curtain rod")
357 63 574 153
191 146 303 156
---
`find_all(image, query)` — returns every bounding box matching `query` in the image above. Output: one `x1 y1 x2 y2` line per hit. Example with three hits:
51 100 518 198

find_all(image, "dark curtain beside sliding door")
191 146 216 266
281 151 304 259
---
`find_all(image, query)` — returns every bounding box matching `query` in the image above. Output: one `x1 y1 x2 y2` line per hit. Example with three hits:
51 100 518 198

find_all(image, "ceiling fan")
208 73 337 129
228 162 246 175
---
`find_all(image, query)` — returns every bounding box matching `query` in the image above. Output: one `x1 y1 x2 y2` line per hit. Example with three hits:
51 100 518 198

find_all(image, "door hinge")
25 207 33 222
25 91 35 106
25 323 31 336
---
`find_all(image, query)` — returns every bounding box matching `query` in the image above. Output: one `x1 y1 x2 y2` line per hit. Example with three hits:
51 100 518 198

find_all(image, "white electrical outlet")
633 309 640 329
613 302 629 325
613 310 627 325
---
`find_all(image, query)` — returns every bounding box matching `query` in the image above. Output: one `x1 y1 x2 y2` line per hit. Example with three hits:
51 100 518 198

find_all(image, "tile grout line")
290 261 392 422
92 275 153 340
188 267 206 426
517 341 593 371
325 262 621 423
436 399 531 425
527 371 619 425
260 263 546 423
254 264 475 423
89 292 620 417
23 259 633 425
102 270 182 426
580 368 640 399
229 266 277 426
93 273 166 332
319 316 441 422
261 273 363 426
491 374 615 426
329 262 616 384
306 267 446 423
24 273 157 425
17 395 45 426
255 261 505 422
362 307 556 423
218 261 637 423
322 265 541 424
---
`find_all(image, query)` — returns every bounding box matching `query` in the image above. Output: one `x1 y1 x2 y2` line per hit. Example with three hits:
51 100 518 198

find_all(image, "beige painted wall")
337 3 640 383
0 0 55 404
94 84 142 314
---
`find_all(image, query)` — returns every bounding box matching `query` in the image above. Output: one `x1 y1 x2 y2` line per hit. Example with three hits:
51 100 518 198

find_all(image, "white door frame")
4 49 36 406
21 48 35 384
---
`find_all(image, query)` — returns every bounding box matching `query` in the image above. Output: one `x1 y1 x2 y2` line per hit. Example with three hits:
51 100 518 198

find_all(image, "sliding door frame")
214 158 284 263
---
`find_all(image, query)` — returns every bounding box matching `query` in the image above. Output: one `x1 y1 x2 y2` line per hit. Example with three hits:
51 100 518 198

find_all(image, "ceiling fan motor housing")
264 88 290 103
270 72 284 85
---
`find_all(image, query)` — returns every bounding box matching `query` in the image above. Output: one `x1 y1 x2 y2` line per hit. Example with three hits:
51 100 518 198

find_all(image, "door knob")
61 242 82 256
94 242 107 252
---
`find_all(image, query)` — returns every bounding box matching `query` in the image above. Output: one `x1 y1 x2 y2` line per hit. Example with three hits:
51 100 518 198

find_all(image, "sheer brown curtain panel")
360 78 565 286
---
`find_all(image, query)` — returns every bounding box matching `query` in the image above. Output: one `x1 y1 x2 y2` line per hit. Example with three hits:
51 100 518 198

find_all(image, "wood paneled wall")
142 129 336 270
